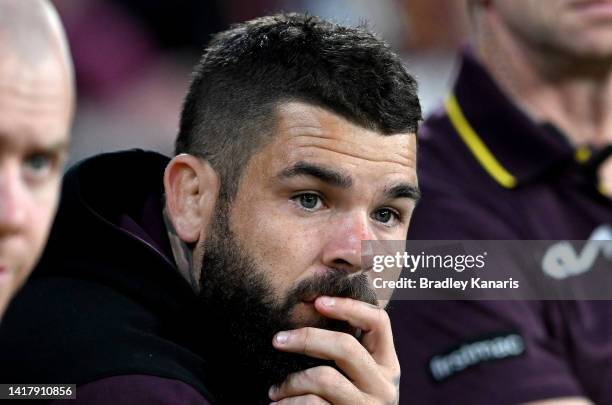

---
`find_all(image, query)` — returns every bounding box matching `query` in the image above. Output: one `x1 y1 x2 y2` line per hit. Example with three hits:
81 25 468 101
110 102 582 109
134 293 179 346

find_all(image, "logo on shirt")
429 332 525 382
542 225 612 280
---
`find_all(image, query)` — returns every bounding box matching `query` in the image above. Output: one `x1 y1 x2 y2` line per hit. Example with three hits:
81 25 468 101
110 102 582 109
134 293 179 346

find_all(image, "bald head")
0 0 72 69
0 0 74 319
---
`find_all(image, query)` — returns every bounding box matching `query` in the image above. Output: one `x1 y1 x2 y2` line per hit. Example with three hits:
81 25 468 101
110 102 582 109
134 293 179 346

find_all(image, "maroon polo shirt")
391 50 612 404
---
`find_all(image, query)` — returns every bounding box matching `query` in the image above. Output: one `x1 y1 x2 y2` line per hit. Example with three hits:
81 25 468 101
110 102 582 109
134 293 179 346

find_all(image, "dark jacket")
0 150 217 404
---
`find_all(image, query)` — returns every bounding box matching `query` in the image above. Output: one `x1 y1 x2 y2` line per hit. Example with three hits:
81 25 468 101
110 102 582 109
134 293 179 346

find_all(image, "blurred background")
51 0 470 164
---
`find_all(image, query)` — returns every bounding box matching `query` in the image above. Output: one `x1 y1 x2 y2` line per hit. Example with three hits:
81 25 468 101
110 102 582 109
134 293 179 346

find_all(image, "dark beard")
196 207 377 403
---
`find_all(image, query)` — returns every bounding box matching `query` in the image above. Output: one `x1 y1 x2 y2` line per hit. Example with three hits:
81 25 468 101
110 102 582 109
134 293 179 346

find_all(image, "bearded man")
0 13 421 405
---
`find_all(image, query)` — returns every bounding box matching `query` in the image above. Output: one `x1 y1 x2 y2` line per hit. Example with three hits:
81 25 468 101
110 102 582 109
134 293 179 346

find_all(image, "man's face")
0 48 72 315
229 101 417 322
195 101 417 392
491 0 612 60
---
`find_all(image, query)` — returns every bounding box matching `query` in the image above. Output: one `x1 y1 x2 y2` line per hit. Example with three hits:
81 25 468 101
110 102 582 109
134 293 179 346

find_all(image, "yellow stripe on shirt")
445 93 517 189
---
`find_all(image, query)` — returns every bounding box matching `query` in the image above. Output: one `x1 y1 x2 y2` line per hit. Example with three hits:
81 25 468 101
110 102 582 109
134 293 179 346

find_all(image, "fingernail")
275 331 289 344
268 385 277 398
319 296 335 307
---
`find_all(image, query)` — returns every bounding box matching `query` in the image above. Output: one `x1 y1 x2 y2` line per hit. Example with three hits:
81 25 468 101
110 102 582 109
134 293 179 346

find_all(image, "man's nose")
321 211 375 273
0 165 27 235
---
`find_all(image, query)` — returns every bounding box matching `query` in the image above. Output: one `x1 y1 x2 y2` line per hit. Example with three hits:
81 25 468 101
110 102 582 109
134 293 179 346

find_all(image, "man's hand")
269 296 400 405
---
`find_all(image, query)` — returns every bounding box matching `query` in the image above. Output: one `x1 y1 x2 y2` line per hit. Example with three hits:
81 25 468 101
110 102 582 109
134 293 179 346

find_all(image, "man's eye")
292 193 323 211
26 154 51 170
372 208 400 226
23 153 54 179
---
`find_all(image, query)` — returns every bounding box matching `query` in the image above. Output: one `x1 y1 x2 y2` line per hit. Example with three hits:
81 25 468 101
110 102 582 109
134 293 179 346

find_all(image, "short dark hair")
176 13 421 201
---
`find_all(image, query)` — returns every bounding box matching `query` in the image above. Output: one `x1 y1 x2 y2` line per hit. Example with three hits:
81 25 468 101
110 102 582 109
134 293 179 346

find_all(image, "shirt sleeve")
50 375 212 405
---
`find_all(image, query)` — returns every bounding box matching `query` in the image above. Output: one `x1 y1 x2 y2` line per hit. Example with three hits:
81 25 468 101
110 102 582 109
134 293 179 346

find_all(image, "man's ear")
163 154 220 243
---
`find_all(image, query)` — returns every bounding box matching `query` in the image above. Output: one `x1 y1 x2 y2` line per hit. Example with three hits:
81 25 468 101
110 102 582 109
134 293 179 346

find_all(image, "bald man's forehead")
0 32 74 102
0 48 71 91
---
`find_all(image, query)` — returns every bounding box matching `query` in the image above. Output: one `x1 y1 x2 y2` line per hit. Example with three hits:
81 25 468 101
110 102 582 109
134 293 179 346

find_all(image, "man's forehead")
0 47 73 147
0 46 71 93
0 89 71 148
271 101 416 169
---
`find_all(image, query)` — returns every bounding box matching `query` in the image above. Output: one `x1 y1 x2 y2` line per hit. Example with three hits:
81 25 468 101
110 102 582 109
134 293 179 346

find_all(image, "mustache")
284 270 378 309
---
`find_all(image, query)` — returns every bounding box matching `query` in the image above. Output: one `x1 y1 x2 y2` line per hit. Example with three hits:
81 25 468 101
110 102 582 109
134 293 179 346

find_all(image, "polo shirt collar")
445 49 580 189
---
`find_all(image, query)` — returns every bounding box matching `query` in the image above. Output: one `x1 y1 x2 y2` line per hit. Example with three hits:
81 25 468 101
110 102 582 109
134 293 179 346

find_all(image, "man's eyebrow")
279 161 353 188
0 135 70 154
384 183 421 201
38 140 70 154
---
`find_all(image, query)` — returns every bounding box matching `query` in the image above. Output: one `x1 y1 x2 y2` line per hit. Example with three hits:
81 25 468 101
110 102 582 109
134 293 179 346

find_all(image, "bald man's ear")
164 154 220 244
